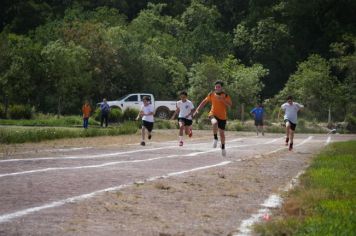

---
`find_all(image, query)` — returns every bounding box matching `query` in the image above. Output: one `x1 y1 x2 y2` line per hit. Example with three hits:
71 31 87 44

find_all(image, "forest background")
0 0 355 125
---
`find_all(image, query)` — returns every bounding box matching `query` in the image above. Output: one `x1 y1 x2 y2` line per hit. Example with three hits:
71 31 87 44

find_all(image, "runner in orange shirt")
193 81 232 157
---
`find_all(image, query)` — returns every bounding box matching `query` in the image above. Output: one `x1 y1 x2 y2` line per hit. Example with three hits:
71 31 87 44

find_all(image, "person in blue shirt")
100 98 110 128
250 103 265 136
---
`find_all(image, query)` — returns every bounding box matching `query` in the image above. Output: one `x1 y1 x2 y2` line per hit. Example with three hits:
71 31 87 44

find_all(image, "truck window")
140 95 152 101
125 95 138 102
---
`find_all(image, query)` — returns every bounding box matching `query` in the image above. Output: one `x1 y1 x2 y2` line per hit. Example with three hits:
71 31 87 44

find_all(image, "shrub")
8 104 32 119
123 108 139 121
109 108 123 123
0 104 6 118
345 114 356 132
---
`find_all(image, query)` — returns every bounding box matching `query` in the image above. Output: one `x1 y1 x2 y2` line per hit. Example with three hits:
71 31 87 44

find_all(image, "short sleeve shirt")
141 104 154 122
177 100 194 120
281 102 304 124
250 107 264 120
205 92 232 120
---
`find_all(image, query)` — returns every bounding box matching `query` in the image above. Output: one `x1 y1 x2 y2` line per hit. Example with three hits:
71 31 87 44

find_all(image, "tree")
278 54 340 120
188 55 268 118
180 0 232 65
0 33 43 109
41 40 91 115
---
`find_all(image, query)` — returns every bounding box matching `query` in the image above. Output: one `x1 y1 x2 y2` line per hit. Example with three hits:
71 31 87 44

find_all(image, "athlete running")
278 96 304 151
171 91 195 146
193 81 232 157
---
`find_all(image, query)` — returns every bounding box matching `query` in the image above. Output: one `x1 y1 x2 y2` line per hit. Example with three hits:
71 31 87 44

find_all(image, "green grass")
0 115 100 127
254 141 356 236
0 121 139 144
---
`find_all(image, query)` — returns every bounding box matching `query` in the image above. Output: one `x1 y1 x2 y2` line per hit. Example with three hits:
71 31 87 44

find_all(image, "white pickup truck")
104 93 176 119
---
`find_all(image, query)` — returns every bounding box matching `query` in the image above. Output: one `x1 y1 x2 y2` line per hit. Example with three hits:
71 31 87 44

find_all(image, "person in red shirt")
81 100 92 129
193 81 232 157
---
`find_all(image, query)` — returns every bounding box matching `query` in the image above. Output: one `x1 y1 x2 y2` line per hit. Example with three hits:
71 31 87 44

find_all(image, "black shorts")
178 118 193 126
284 119 296 131
142 120 154 132
210 116 227 130
255 119 263 126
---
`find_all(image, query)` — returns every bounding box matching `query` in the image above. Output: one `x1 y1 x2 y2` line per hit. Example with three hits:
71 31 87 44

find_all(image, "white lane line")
234 170 305 236
295 136 313 147
0 161 231 224
0 139 279 178
267 136 313 154
325 136 331 145
1 147 93 156
0 138 248 163
0 146 178 163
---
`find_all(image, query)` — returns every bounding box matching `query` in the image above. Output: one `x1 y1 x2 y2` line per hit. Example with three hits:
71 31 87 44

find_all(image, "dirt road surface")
0 130 355 236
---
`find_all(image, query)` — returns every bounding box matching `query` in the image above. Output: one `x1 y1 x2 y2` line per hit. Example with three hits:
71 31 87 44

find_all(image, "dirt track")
0 130 355 236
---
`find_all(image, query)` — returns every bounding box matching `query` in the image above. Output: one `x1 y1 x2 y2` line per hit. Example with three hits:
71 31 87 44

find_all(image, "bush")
345 114 356 132
0 104 6 118
109 108 123 123
123 108 139 121
8 104 32 119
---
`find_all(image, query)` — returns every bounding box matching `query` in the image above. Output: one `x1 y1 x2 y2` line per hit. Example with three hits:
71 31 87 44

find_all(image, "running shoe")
285 137 289 146
221 148 226 157
213 139 218 148
148 134 152 140
179 141 183 146
140 141 145 146
188 128 193 138
289 143 293 151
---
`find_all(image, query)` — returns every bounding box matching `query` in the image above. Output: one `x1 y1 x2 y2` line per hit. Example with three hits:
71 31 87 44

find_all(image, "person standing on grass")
250 102 265 136
81 100 92 129
193 80 232 157
100 98 110 128
278 96 304 151
171 91 195 146
136 96 154 146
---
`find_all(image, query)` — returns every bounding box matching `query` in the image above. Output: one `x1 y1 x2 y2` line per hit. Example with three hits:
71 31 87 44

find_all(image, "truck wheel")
156 108 170 119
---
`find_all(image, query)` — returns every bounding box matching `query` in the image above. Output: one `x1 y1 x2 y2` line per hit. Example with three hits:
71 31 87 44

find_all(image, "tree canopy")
0 0 355 120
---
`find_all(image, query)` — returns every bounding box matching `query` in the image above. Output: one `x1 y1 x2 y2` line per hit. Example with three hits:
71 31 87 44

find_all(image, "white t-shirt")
281 102 304 124
141 104 154 122
177 99 194 120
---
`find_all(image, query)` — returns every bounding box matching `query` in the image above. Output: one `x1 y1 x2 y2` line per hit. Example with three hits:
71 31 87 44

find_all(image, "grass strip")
0 116 99 127
254 140 356 236
0 121 139 144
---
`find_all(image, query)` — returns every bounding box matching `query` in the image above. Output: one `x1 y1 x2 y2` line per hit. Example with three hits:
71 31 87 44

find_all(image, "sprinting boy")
278 96 304 151
193 81 232 157
136 96 154 146
171 91 195 146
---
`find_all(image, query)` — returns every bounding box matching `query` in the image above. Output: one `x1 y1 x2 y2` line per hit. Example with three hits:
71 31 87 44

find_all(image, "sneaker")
148 134 152 140
140 141 145 146
289 143 293 151
213 139 218 148
285 137 289 146
188 129 193 138
179 141 183 146
221 148 226 157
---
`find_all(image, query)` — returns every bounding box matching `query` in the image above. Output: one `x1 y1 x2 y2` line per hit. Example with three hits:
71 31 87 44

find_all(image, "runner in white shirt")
171 91 195 146
278 96 304 151
136 96 154 146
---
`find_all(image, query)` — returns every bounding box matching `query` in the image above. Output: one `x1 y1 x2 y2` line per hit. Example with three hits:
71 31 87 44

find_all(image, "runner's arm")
193 99 208 117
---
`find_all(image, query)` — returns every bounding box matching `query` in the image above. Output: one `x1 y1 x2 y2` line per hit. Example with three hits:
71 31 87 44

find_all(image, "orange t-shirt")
82 104 92 118
205 92 232 120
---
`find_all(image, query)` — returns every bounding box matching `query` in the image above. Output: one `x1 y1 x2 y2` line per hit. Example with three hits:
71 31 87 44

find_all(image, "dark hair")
215 80 224 87
287 95 293 100
143 96 151 101
179 91 188 96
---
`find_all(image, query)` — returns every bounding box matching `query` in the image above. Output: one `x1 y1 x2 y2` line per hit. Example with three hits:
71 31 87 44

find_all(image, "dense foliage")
0 0 355 122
